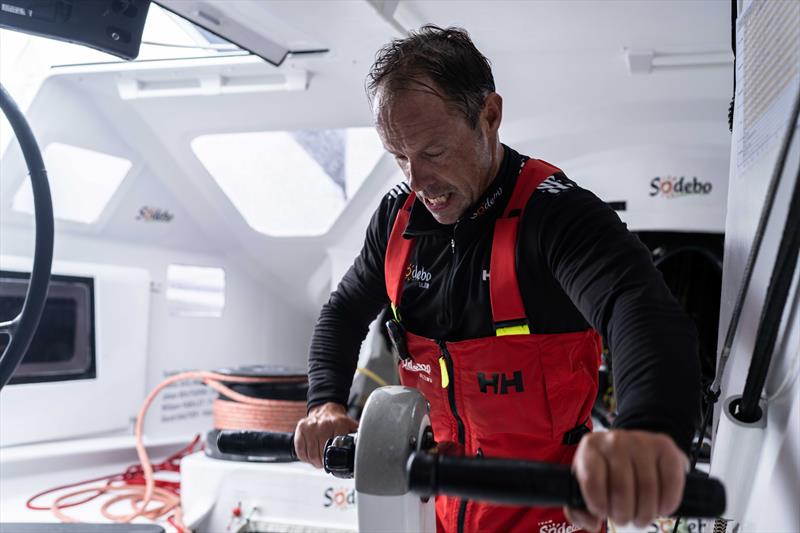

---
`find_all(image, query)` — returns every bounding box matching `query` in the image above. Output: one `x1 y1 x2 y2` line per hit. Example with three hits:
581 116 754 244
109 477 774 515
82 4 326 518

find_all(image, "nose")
404 158 433 193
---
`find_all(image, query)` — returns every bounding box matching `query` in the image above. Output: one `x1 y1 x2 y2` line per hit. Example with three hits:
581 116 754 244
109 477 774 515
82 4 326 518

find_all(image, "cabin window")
166 264 226 318
191 128 385 237
12 143 131 224
0 271 95 385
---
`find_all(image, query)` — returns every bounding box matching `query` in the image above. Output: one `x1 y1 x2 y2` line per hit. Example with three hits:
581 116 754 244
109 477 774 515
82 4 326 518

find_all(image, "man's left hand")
564 429 689 532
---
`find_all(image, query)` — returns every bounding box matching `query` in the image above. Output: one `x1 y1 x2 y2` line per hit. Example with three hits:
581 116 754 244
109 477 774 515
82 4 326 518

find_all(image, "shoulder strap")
490 159 561 335
384 192 417 320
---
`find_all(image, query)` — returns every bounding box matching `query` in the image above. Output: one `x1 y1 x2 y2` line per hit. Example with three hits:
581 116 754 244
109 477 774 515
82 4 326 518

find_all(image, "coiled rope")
26 370 307 532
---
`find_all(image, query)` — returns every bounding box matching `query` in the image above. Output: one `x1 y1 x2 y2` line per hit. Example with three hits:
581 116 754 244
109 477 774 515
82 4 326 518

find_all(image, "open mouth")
422 192 451 211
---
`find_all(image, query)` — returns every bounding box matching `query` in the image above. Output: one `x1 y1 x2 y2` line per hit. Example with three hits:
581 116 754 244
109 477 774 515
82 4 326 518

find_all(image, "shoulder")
377 181 412 221
535 171 579 196
378 181 413 220
366 182 412 243
528 170 611 209
526 170 593 213
523 171 623 232
385 181 411 202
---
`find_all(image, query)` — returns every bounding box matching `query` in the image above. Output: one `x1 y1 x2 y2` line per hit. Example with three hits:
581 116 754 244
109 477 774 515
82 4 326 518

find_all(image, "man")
295 26 700 533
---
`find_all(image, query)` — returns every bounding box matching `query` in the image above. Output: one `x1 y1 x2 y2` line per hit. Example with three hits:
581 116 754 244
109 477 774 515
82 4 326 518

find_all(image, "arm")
531 183 701 450
527 182 701 529
297 196 395 467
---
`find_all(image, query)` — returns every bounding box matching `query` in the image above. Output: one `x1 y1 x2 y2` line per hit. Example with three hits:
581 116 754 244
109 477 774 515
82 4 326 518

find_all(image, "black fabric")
307 145 701 453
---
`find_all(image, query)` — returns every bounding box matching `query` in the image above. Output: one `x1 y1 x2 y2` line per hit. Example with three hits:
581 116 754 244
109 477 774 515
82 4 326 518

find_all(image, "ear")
481 92 503 137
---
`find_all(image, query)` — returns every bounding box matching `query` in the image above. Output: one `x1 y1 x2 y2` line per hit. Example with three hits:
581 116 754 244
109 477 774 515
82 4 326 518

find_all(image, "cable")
26 371 307 531
739 166 800 419
356 366 389 387
763 265 800 403
673 8 800 531
128 371 302 528
213 397 306 433
711 59 800 402
26 436 202 531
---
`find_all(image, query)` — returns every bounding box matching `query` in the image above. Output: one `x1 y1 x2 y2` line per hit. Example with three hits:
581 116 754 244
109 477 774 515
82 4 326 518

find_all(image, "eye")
424 150 444 159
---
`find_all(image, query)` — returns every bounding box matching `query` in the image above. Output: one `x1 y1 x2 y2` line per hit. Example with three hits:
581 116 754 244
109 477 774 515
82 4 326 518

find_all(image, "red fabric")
490 160 561 326
386 159 603 532
385 193 417 308
400 331 601 533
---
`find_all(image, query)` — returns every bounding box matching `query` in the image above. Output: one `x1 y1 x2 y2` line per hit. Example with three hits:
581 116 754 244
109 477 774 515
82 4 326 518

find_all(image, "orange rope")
213 398 307 433
27 371 306 532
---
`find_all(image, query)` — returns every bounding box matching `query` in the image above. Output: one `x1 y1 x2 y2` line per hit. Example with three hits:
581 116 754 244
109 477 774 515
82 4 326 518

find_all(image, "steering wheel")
0 83 54 391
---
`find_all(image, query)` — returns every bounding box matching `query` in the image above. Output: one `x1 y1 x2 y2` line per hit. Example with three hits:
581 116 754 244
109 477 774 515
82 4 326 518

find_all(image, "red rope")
26 435 202 512
25 372 306 532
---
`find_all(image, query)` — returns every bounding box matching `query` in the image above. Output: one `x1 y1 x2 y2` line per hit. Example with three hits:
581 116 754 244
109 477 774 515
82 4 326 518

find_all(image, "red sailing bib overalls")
385 159 603 533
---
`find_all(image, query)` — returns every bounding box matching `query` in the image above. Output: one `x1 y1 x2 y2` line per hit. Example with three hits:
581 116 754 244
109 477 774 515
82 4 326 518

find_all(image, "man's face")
374 82 502 225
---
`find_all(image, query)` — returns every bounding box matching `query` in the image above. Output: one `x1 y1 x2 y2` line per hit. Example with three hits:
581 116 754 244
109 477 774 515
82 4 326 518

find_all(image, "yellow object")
439 357 449 388
356 367 388 387
496 324 531 336
391 302 400 322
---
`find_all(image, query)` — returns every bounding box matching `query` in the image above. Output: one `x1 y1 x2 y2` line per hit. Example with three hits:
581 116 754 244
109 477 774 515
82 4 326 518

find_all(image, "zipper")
440 229 465 533
442 226 458 332
457 499 467 533
456 449 483 533
437 339 467 533
436 340 465 443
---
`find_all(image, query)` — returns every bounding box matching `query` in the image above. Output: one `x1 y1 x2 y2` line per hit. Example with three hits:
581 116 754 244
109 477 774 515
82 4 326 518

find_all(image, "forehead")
373 84 467 149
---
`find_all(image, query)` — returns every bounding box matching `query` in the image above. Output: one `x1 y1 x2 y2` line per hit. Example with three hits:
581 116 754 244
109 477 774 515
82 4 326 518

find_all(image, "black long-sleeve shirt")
308 145 701 452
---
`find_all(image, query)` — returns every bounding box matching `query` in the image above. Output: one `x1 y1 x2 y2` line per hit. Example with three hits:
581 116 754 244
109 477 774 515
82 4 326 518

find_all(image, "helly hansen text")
477 371 524 394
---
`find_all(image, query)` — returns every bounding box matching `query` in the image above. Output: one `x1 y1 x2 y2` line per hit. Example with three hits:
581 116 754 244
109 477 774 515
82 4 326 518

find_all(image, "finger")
632 449 660 528
301 418 323 469
310 434 324 469
318 434 331 469
293 420 309 463
573 437 610 519
604 440 636 526
564 506 603 533
658 447 687 516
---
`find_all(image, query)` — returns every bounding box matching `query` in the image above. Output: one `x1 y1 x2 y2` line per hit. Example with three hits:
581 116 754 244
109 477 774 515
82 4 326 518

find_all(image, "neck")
478 142 505 196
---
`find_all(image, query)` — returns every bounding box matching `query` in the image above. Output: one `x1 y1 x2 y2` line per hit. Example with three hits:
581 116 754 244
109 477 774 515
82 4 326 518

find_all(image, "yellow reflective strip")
496 324 531 336
439 357 449 388
356 367 388 387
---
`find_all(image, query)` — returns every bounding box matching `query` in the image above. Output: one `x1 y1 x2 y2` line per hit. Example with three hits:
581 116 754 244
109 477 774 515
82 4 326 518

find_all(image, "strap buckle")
494 319 531 337
385 318 411 361
562 418 591 445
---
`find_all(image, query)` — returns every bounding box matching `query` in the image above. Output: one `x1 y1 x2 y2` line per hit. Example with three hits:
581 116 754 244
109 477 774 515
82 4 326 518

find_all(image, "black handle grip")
216 430 297 461
407 452 726 518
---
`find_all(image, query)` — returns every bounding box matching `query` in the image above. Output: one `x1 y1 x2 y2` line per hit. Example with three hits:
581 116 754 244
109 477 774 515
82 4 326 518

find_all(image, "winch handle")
407 452 726 518
216 429 358 478
216 430 297 461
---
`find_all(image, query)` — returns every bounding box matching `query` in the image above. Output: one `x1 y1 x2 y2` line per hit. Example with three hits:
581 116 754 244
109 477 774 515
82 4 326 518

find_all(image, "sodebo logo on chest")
400 359 433 383
401 359 432 374
405 263 432 289
470 186 503 219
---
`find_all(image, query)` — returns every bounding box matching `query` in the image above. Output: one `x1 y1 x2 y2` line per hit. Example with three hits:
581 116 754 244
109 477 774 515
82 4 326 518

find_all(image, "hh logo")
477 371 524 394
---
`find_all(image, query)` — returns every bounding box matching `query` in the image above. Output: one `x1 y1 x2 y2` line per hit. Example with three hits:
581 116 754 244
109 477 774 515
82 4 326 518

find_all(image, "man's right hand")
294 402 358 469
